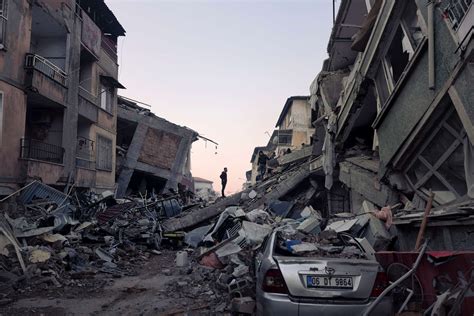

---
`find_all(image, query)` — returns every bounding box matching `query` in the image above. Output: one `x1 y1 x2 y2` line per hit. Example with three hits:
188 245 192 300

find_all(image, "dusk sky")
107 0 334 194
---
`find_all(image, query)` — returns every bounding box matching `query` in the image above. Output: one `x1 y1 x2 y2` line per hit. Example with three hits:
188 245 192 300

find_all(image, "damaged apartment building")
248 96 315 184
308 0 473 250
0 0 126 195
115 96 198 198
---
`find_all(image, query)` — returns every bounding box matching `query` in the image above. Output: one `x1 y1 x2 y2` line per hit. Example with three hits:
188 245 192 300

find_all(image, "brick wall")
138 127 182 170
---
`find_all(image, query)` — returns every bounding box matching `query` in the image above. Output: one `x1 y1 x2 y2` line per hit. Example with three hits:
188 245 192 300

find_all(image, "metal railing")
25 53 68 86
444 0 472 30
76 136 95 169
101 36 117 59
20 138 65 164
79 86 99 105
0 16 6 48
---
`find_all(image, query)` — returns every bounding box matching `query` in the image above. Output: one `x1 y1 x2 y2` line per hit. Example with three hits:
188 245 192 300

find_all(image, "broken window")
385 26 412 85
400 1 424 48
0 92 3 147
380 1 424 95
96 135 113 171
0 0 8 49
100 82 113 113
405 105 470 204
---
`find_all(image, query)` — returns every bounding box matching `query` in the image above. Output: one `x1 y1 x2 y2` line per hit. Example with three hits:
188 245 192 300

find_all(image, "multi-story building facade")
274 96 315 156
309 0 473 250
0 0 125 195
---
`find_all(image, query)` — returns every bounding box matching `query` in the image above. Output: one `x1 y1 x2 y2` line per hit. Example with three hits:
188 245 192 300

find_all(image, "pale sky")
107 0 334 194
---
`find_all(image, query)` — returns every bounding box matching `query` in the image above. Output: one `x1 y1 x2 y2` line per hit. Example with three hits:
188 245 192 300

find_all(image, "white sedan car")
255 231 393 316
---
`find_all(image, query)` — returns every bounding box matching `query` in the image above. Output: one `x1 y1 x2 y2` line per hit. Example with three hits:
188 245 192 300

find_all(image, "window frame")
0 0 8 49
443 0 473 31
96 134 113 171
381 1 425 91
99 82 113 113
404 107 468 204
0 91 3 147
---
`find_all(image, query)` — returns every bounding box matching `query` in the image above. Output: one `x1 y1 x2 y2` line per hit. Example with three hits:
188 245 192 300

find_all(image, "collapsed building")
115 96 198 197
308 0 473 251
0 0 126 195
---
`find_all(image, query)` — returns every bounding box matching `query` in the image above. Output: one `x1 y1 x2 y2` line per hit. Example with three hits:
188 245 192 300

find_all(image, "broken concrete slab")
240 221 271 246
339 160 399 207
231 296 255 314
215 242 242 258
162 194 242 232
358 200 392 251
268 200 294 218
325 218 359 233
297 209 323 234
29 249 51 263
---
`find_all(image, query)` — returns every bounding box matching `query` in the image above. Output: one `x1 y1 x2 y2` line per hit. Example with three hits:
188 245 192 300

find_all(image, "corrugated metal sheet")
19 182 68 206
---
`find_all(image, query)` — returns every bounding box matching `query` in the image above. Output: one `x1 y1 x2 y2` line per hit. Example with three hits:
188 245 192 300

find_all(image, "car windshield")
273 229 368 260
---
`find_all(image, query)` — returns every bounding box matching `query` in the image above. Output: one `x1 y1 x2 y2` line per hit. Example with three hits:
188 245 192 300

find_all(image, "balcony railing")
0 15 6 48
79 86 99 105
76 136 95 169
444 0 472 30
20 138 65 164
101 36 118 59
25 54 68 86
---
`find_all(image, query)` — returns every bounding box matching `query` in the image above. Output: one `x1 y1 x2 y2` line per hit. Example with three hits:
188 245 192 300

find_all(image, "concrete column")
62 13 81 182
116 123 148 197
166 134 193 190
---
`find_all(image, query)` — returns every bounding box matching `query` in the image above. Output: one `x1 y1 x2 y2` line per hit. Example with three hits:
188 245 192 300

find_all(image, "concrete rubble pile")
0 159 396 314
162 159 395 314
0 181 186 298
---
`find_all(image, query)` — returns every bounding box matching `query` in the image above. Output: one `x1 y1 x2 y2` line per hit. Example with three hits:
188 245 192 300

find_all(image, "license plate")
306 276 353 289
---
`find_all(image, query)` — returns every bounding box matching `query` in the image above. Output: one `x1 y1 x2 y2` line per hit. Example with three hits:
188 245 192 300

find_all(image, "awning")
100 75 126 89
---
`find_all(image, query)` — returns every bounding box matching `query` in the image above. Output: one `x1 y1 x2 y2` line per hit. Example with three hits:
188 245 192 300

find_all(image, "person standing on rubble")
220 167 228 198
257 151 269 181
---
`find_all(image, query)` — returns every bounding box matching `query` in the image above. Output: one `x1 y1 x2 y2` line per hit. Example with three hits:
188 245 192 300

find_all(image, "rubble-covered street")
1 0 474 315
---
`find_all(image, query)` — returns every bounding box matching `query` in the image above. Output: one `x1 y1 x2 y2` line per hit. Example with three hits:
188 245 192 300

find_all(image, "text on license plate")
306 276 353 289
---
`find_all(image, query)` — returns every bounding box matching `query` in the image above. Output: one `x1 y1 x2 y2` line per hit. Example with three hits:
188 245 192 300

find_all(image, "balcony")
24 54 68 106
78 87 99 122
25 54 67 86
76 136 95 169
20 138 65 164
101 35 118 60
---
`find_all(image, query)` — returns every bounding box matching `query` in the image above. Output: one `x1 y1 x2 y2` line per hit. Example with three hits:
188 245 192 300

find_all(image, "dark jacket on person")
257 153 269 166
220 171 227 184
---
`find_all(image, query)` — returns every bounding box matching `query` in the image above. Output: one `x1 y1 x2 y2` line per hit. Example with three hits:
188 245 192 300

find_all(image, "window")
0 0 8 49
96 135 112 171
277 130 293 145
381 1 424 92
0 92 3 146
444 0 472 30
385 26 412 85
374 65 391 104
405 106 470 204
100 82 113 112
